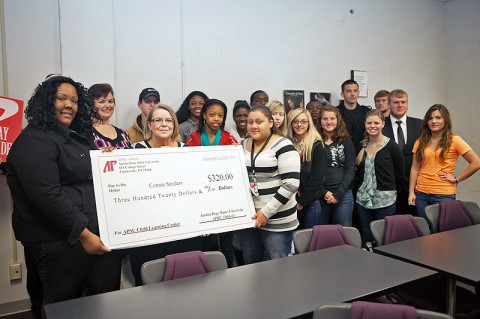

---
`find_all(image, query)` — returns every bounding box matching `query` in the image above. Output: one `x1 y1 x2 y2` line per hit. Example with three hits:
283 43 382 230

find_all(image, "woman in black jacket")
355 109 405 245
7 75 120 308
287 108 326 228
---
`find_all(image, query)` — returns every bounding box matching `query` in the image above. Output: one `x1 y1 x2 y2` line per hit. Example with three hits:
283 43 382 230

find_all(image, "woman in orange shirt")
408 104 480 222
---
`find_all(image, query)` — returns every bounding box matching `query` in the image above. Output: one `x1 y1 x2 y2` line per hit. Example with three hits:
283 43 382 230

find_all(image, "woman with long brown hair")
316 105 355 226
408 104 480 222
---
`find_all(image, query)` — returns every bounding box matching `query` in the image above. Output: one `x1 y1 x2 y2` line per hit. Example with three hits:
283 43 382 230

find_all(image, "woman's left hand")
252 210 267 228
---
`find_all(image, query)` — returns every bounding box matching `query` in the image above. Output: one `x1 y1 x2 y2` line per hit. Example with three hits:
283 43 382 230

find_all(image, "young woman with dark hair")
239 105 300 264
88 83 131 149
408 104 480 222
176 90 209 142
185 98 237 267
7 76 120 310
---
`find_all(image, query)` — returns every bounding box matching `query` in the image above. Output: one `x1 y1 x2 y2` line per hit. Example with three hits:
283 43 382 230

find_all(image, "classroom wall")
444 0 480 202
0 0 478 314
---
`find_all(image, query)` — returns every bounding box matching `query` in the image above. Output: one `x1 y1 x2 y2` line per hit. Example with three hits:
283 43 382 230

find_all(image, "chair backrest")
425 200 479 233
293 225 362 254
370 215 430 246
313 302 453 319
141 250 227 285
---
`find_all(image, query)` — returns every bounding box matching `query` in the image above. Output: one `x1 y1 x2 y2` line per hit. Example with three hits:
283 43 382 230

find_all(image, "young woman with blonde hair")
266 100 287 135
355 109 405 245
287 108 326 228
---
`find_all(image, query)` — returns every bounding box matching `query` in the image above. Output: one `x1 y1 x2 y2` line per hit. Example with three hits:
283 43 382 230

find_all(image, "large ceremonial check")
90 145 256 249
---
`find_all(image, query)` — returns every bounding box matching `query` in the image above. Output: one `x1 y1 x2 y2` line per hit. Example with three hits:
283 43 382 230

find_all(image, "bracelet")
453 176 458 185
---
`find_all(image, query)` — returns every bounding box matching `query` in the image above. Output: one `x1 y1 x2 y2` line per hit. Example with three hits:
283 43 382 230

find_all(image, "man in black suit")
382 89 422 215
337 79 371 153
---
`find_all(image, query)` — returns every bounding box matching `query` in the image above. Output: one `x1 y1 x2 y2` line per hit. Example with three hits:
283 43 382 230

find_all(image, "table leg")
446 278 456 317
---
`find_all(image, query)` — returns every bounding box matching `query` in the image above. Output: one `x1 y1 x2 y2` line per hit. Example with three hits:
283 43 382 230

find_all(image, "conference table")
45 245 435 319
374 224 480 317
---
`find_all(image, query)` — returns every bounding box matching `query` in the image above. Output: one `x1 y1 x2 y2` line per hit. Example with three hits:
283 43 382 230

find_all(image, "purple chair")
425 200 478 233
141 250 227 284
293 225 361 254
370 215 429 246
350 301 418 319
370 215 480 315
384 215 426 244
313 302 453 319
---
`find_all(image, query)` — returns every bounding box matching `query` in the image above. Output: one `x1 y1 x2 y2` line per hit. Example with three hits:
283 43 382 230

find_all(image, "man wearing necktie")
382 90 422 215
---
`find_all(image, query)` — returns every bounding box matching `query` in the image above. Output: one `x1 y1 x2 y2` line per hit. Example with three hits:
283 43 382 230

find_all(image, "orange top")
413 135 471 195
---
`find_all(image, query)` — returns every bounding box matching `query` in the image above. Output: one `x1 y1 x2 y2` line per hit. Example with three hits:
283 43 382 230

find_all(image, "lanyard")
250 133 273 176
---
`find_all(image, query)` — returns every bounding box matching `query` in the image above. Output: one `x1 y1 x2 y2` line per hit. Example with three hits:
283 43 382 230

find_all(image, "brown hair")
415 104 453 164
316 105 349 144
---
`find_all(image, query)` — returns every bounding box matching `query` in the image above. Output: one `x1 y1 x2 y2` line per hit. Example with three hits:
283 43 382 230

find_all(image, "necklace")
366 137 384 155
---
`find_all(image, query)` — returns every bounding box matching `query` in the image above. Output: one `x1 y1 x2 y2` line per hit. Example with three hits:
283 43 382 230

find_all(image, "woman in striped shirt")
240 105 300 264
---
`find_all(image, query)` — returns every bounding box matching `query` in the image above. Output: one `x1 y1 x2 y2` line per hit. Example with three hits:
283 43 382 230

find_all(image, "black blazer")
383 115 422 177
7 123 96 244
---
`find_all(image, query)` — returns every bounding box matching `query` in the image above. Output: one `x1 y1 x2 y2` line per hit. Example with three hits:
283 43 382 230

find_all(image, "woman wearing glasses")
132 104 183 148
129 104 207 285
287 109 326 228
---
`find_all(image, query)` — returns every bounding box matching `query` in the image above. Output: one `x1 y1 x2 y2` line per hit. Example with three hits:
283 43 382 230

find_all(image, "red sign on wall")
0 96 24 162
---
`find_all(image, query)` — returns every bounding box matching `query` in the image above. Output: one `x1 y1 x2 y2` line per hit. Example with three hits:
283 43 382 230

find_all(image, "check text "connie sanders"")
149 181 183 188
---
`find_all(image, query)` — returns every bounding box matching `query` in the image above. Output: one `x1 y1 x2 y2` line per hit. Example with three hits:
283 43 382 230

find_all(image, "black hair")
249 104 279 136
341 79 359 92
25 75 98 137
250 90 267 104
233 100 251 116
176 91 209 124
198 99 228 132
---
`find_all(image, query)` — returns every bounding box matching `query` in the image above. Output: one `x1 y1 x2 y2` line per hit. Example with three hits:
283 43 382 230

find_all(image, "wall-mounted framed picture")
351 70 368 97
283 90 304 113
309 92 331 105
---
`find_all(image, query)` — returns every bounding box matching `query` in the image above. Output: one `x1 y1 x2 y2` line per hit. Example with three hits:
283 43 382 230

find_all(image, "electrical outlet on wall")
9 263 22 281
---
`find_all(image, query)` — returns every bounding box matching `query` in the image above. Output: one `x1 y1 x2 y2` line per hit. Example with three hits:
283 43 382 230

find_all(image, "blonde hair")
144 104 180 141
287 108 322 162
266 100 287 135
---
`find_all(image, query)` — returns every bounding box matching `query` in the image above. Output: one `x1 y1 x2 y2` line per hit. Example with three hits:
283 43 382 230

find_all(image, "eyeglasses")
144 98 159 104
150 117 174 125
292 120 309 125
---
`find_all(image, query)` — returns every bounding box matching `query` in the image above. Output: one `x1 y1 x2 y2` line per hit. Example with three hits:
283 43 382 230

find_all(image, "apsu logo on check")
103 160 117 173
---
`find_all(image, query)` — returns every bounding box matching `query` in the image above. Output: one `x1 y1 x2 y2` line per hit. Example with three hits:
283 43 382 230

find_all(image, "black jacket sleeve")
332 138 355 200
297 141 326 207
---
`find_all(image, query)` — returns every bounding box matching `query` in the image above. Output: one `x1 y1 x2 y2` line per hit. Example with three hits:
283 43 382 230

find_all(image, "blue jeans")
239 228 293 264
321 189 354 226
414 190 456 227
299 200 325 229
357 203 396 244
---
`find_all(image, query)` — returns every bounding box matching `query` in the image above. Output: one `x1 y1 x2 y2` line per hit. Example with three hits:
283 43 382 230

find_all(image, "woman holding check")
240 105 300 264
